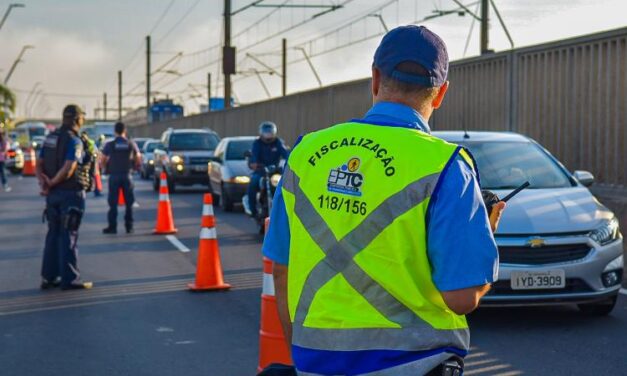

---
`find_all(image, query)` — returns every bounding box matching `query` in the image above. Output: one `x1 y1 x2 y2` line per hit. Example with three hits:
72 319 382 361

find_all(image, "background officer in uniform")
262 26 506 375
36 104 93 290
247 121 289 217
101 122 141 234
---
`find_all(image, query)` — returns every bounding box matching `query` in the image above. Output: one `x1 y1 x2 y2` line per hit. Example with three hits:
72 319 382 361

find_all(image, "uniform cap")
63 104 85 118
373 25 449 87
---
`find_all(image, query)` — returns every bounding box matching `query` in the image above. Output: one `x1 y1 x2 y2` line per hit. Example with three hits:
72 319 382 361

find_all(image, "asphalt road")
0 175 625 376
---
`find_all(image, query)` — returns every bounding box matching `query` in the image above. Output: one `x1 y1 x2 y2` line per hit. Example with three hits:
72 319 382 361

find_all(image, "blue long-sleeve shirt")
263 101 498 292
250 138 289 172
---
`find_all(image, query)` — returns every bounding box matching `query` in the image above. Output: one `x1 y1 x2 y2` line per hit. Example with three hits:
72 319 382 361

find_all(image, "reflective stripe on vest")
281 122 470 374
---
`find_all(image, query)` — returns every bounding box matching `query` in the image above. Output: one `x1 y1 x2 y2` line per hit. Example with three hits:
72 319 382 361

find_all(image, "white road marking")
133 202 140 208
166 235 190 253
619 288 627 295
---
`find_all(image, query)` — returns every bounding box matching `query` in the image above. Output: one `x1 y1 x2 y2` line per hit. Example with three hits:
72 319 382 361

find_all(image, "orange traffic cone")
153 172 177 234
258 218 292 371
94 169 103 192
188 193 231 291
22 148 36 176
118 188 126 206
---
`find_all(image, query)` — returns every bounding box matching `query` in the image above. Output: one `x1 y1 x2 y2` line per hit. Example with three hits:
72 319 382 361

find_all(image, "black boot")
102 227 117 234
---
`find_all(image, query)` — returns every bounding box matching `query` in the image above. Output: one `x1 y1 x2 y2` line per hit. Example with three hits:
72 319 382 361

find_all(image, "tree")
0 83 17 126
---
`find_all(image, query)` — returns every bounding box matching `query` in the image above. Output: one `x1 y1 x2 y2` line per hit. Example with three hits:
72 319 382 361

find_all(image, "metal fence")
131 27 627 187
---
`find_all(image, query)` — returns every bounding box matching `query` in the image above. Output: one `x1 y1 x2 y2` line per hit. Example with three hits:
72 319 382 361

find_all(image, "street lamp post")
0 3 25 31
4 44 34 85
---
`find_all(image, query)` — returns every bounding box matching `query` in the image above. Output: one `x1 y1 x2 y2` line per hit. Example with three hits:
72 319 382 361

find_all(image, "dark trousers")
107 173 135 230
0 161 7 185
247 172 263 216
41 189 85 287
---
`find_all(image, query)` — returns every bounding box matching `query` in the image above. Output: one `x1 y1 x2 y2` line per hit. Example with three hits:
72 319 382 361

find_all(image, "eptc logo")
327 157 363 196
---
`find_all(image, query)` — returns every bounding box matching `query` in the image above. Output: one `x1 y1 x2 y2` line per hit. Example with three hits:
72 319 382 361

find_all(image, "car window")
169 133 219 151
226 140 254 160
458 141 573 189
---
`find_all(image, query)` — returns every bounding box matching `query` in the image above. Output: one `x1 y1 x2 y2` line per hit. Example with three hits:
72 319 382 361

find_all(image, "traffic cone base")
187 282 231 291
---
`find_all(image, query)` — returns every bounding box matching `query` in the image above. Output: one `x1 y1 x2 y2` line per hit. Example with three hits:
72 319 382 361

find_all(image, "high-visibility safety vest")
281 121 474 375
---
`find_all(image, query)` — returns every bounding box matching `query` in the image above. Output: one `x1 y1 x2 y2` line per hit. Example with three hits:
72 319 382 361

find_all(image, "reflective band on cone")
153 172 177 234
199 227 217 239
258 217 292 371
188 193 230 291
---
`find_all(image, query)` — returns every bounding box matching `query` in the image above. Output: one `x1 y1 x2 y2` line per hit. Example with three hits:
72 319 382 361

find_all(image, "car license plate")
510 270 565 290
193 165 207 172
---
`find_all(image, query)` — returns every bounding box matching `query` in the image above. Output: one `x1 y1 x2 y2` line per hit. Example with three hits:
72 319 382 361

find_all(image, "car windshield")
457 141 573 189
29 128 47 137
226 140 254 160
145 142 161 152
135 139 147 150
169 133 219 151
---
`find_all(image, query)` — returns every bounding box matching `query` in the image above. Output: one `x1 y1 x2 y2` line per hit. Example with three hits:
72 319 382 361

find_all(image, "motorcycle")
242 164 283 234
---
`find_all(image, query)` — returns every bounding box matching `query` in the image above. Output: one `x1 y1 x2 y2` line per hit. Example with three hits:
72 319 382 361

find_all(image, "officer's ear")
432 81 449 110
371 67 382 99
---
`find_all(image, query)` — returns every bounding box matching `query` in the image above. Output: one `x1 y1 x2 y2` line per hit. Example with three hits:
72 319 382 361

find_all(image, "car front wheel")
577 295 618 316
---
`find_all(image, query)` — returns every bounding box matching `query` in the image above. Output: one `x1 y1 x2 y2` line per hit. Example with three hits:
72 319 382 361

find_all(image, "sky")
0 0 625 119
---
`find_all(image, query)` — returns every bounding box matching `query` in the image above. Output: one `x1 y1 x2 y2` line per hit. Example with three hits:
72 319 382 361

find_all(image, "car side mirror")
574 170 594 187
243 150 252 159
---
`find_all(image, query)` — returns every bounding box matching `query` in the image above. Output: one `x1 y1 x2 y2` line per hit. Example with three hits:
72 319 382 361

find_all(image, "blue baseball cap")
373 25 449 87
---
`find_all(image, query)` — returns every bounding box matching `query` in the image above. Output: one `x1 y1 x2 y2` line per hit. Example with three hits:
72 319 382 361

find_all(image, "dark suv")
153 128 220 192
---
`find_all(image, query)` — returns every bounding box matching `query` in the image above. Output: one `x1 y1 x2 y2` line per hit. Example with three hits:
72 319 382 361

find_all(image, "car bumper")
222 182 248 200
6 158 24 169
169 165 209 184
482 237 623 306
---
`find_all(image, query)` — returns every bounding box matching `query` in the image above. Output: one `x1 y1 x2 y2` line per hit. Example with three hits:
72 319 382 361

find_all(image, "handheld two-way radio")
482 181 530 216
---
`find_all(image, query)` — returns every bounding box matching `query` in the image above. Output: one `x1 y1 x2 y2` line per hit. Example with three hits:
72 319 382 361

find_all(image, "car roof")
432 131 530 143
222 136 256 141
168 128 217 134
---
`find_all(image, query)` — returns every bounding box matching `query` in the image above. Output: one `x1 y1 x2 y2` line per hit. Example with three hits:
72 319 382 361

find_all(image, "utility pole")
103 92 107 120
4 44 33 85
146 35 151 115
480 0 489 54
223 0 234 109
0 3 25 32
207 73 211 111
118 70 122 121
282 38 287 96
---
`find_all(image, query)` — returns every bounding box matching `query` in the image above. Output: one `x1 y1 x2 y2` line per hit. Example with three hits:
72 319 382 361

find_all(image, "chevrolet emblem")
527 237 546 248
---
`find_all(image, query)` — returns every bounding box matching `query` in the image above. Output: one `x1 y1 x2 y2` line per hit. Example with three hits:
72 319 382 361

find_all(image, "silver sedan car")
435 131 623 315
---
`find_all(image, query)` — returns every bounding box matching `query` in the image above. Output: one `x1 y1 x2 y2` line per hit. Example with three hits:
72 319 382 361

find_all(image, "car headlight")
171 155 183 164
270 174 281 187
233 176 251 184
590 217 621 245
148 159 154 165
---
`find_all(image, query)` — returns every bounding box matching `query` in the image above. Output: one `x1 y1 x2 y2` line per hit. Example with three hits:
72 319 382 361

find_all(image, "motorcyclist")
247 121 289 218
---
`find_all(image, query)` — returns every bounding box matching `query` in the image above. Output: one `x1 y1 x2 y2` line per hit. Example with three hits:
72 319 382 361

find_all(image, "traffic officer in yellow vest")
262 25 506 375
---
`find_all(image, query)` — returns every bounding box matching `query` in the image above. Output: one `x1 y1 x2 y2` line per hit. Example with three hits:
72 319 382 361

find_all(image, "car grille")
189 157 211 165
498 244 591 265
489 278 593 296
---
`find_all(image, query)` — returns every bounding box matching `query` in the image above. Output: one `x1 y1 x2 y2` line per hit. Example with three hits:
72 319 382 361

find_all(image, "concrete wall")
130 27 627 187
